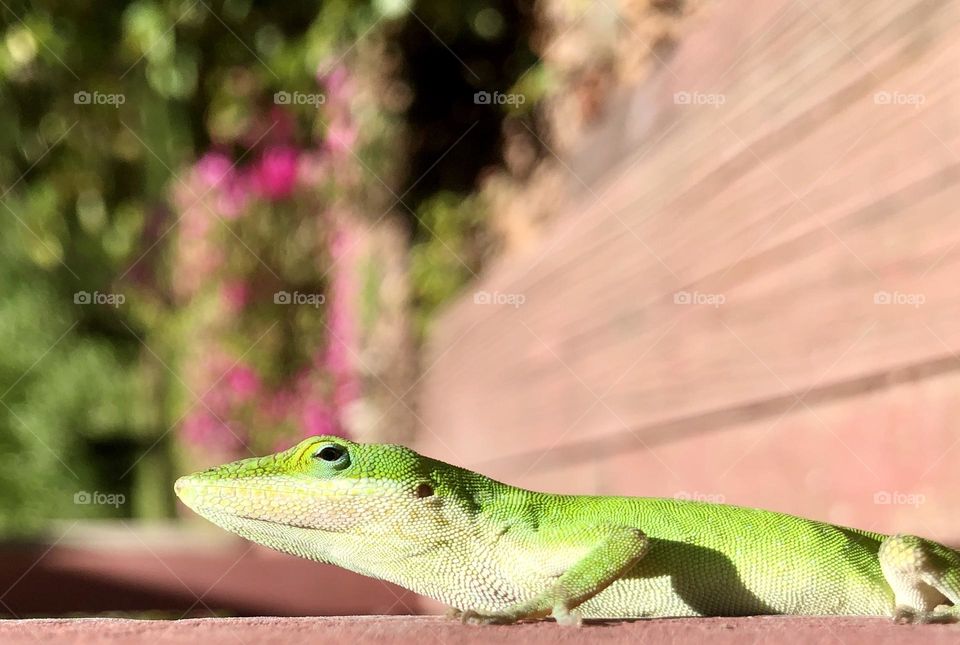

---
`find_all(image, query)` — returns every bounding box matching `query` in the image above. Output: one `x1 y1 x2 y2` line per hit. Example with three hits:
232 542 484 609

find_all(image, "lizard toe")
893 605 919 624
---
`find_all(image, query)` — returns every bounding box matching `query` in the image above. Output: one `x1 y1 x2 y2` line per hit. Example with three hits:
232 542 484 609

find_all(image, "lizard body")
174 436 960 624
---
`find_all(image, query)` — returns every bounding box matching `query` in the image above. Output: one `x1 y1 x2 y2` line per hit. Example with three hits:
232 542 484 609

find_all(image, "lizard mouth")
173 475 194 499
233 513 319 531
174 474 352 533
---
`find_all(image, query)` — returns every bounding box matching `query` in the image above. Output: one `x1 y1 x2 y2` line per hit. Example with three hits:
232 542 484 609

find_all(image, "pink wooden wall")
418 0 960 542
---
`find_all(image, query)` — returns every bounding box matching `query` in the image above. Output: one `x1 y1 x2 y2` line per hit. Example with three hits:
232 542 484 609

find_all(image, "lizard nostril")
415 483 434 498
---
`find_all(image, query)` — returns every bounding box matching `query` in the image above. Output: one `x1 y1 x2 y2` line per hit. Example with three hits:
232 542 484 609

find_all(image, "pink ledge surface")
1 616 959 645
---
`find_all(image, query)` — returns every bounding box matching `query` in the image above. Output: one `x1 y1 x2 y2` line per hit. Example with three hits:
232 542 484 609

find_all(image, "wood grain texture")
417 0 960 538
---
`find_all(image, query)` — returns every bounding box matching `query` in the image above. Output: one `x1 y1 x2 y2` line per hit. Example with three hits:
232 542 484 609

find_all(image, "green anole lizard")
174 435 960 625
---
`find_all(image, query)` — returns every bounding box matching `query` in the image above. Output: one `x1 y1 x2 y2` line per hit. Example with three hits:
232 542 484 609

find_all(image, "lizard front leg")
457 526 649 626
879 533 960 623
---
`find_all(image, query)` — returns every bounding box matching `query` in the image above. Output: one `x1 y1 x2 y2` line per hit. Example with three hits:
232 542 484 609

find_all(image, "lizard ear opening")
415 483 434 498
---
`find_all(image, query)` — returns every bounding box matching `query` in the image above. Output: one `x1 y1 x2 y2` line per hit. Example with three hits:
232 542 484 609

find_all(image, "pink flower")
196 152 233 189
226 365 261 401
328 225 353 260
297 151 328 187
254 146 299 200
194 151 251 218
221 281 250 312
262 390 295 423
301 399 338 436
179 205 211 239
182 412 218 446
201 381 232 417
320 222 361 413
320 65 354 104
333 379 361 411
216 174 251 219
325 120 357 156
182 411 245 452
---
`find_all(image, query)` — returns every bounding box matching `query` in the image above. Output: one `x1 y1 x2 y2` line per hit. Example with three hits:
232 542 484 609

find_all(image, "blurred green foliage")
410 191 486 332
0 0 538 531
0 0 393 529
0 231 152 532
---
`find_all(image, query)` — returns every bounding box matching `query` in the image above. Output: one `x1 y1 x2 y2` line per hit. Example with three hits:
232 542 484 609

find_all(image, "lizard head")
174 435 478 564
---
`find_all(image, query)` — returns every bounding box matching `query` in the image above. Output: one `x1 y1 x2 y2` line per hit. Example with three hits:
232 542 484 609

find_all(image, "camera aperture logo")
74 490 126 508
873 490 925 508
674 491 726 503
274 290 325 308
274 91 325 108
673 91 726 108
873 91 925 108
473 290 525 308
74 90 126 108
474 91 526 107
673 290 725 307
873 290 924 308
74 290 125 307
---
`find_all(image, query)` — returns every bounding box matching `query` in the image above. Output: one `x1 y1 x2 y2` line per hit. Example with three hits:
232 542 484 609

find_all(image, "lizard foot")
450 604 582 627
894 605 917 624
455 608 523 625
894 604 960 624
551 604 583 627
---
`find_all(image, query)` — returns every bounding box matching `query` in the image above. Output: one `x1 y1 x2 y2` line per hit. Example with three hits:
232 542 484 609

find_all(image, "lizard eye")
314 444 346 462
